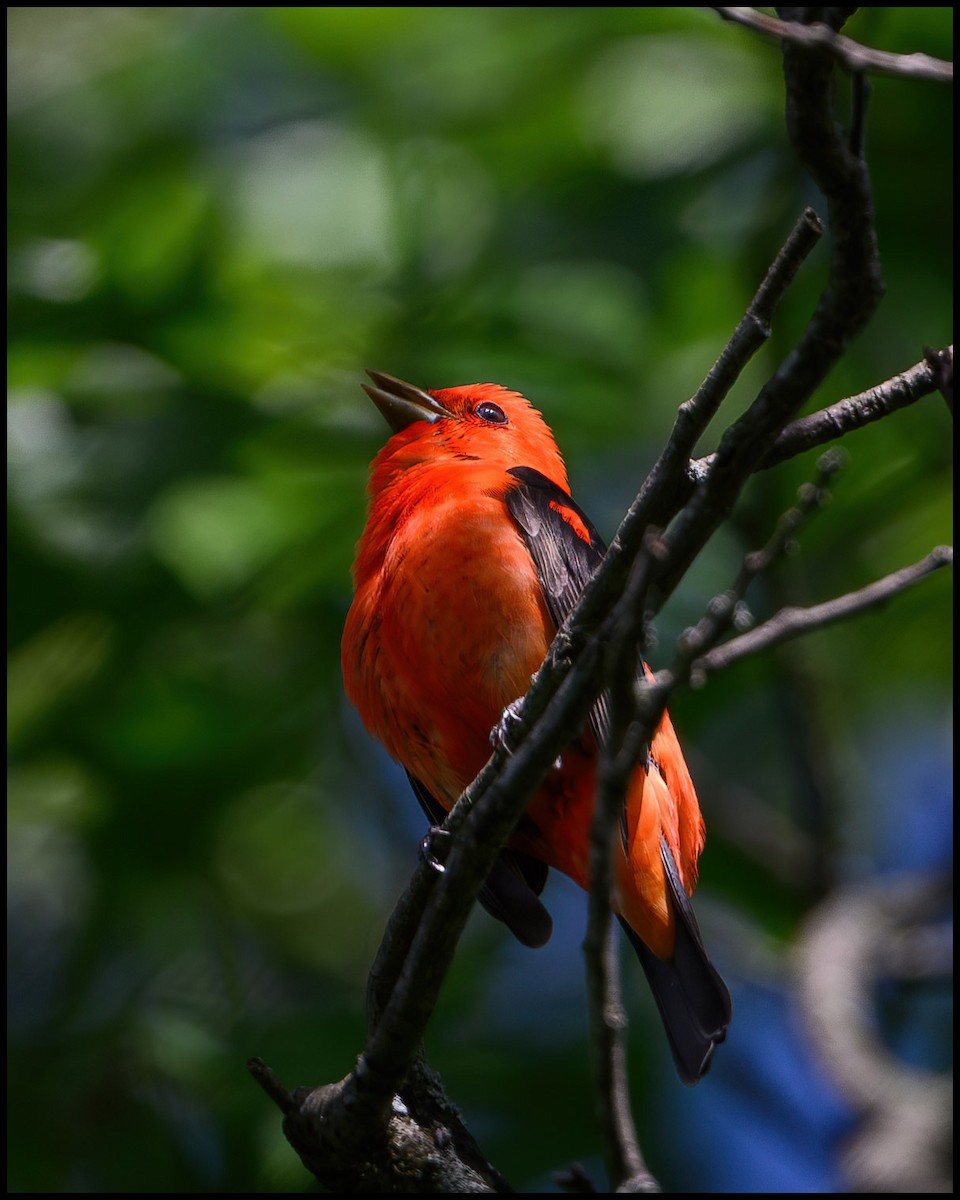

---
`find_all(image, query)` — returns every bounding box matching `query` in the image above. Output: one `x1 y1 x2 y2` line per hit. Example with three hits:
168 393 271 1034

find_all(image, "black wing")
405 770 553 949
507 466 732 1085
505 465 612 746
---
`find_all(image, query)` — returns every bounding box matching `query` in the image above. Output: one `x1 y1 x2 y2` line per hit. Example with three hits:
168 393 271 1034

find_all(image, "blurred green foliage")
7 7 952 1193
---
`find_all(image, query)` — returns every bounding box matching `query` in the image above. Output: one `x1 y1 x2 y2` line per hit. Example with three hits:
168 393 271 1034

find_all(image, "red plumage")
342 371 731 1083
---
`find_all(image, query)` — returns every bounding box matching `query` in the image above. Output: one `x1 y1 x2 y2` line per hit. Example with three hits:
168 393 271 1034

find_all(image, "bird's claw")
419 825 451 873
490 697 526 754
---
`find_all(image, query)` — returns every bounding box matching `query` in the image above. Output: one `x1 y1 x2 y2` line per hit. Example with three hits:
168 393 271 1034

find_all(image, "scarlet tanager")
342 371 732 1084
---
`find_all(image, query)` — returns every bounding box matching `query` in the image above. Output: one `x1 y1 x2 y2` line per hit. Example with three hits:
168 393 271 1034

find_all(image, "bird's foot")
489 697 526 754
419 825 451 873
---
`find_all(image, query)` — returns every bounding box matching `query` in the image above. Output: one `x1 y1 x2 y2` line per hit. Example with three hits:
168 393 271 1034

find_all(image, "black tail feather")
619 915 731 1085
618 838 732 1086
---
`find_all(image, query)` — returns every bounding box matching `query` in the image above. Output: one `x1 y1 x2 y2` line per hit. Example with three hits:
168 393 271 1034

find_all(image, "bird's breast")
344 488 554 803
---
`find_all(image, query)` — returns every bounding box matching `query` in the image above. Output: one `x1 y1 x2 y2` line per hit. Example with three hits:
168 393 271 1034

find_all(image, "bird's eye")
475 401 508 425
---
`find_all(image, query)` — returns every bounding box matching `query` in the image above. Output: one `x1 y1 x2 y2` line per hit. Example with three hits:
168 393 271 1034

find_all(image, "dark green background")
8 8 952 1192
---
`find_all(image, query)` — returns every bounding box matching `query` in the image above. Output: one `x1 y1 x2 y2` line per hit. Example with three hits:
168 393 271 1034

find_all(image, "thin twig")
714 7 953 84
585 927 655 1191
587 546 661 1191
627 452 847 750
676 451 845 676
683 352 950 483
583 454 838 1184
689 350 949 482
693 546 953 676
247 1057 296 1115
752 347 951 470
624 209 824 529
676 207 824 460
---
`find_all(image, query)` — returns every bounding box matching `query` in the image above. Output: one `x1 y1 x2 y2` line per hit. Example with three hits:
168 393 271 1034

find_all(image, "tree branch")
586 547 661 1192
714 6 953 84
643 6 884 612
924 344 954 411
583 451 846 1190
677 451 845 680
693 546 953 677
689 347 954 477
278 1056 512 1193
677 207 824 464
613 208 824 550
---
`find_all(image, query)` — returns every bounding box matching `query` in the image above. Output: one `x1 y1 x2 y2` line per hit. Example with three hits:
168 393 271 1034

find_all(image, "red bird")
342 371 731 1084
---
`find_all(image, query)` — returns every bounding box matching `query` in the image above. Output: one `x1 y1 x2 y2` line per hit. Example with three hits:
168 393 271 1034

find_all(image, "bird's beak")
363 370 451 433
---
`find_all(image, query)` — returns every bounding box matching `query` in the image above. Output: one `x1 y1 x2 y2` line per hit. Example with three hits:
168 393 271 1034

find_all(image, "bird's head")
362 370 569 494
